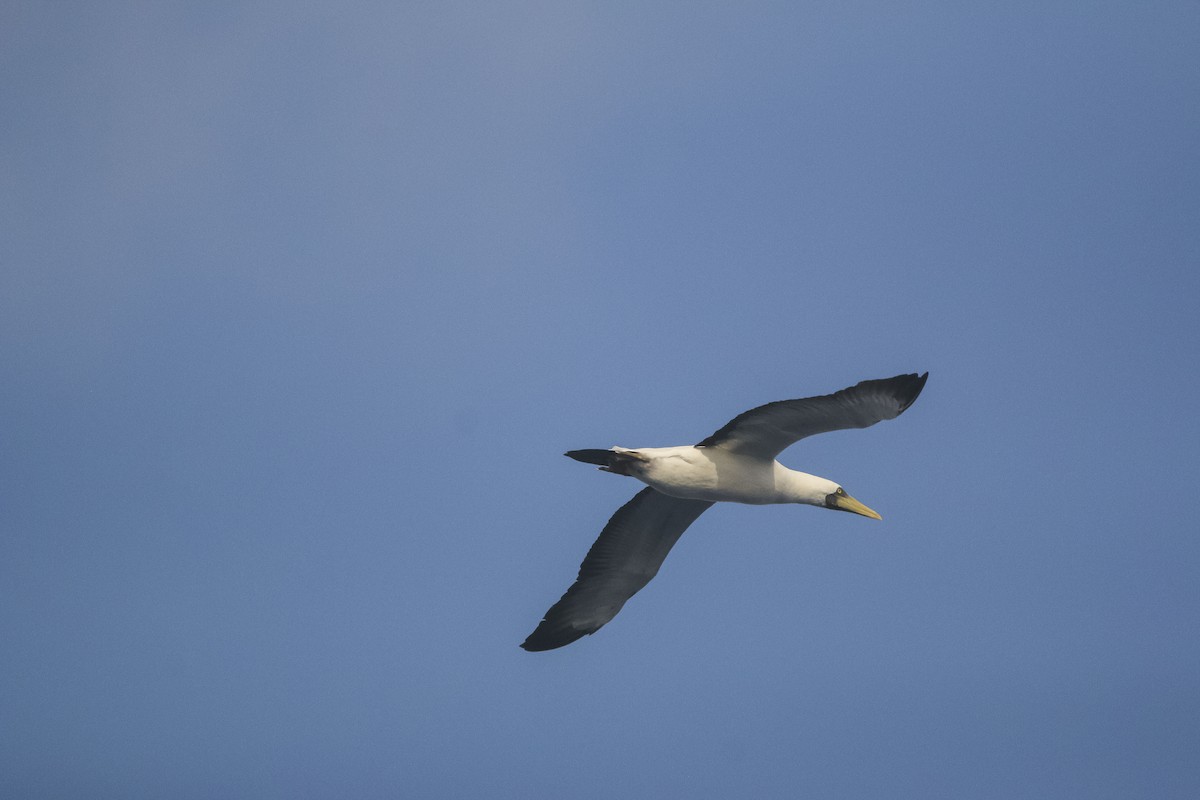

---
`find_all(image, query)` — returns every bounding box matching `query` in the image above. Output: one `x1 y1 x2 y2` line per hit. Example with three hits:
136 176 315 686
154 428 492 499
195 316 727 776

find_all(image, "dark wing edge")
521 488 714 652
696 372 929 458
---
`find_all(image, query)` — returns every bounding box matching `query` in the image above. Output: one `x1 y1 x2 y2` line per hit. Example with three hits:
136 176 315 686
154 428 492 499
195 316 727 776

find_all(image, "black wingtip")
896 371 929 413
520 626 589 652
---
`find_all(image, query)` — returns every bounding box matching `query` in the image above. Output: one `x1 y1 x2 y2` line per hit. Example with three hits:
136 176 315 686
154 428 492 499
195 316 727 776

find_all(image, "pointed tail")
564 447 648 475
564 449 614 467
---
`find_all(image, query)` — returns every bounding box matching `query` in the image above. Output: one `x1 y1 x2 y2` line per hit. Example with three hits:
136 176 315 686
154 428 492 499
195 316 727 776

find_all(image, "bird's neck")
775 465 839 505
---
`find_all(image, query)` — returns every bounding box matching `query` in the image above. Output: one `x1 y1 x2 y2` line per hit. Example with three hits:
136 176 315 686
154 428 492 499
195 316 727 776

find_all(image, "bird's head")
823 486 883 520
786 470 883 519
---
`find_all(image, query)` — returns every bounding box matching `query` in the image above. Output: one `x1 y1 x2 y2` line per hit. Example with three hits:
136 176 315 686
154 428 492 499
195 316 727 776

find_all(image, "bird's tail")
564 449 613 466
564 447 647 475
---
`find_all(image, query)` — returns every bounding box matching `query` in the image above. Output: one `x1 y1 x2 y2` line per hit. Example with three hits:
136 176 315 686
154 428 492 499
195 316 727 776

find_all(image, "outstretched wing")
696 372 928 460
521 488 714 652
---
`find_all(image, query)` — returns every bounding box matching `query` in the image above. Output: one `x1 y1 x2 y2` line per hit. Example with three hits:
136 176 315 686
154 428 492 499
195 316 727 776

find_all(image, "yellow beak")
833 492 883 520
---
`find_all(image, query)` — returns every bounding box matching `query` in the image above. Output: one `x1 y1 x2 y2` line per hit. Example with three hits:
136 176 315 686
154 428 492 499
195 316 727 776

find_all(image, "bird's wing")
696 372 928 461
521 488 714 652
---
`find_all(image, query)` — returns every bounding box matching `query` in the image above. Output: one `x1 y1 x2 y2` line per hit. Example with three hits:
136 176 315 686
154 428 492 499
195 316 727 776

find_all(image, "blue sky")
3 2 1198 797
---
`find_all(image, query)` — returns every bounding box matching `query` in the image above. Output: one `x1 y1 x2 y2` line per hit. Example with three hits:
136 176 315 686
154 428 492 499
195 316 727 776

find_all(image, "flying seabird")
521 372 928 651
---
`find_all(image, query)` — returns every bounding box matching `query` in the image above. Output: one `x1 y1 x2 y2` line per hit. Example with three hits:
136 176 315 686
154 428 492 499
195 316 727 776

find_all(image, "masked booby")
521 372 928 652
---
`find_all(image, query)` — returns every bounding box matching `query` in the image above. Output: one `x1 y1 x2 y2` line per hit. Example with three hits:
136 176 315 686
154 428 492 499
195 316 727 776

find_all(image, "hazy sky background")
3 3 1198 797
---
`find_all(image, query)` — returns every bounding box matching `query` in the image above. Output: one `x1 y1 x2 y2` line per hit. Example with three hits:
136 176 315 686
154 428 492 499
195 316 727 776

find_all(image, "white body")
611 446 839 506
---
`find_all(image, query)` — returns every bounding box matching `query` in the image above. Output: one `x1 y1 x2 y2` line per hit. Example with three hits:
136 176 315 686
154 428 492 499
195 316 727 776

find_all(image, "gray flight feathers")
521 488 713 651
696 372 928 460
